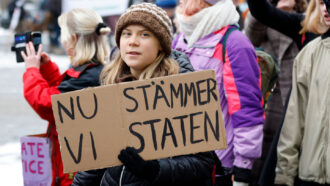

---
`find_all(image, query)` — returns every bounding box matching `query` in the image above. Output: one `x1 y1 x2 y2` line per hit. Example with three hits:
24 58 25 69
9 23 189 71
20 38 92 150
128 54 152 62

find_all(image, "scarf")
177 0 239 48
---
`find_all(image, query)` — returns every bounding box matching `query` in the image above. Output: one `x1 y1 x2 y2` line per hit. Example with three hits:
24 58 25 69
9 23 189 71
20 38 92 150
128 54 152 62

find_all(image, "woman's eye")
141 33 150 37
122 32 131 36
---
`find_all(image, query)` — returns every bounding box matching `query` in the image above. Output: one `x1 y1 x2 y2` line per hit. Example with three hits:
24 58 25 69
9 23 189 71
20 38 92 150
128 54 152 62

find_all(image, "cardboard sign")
20 135 52 186
51 70 227 173
62 0 129 16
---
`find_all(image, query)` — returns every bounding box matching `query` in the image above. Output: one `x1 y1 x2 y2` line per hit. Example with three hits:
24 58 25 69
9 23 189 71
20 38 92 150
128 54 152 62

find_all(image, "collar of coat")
65 62 100 78
321 28 330 40
119 74 137 82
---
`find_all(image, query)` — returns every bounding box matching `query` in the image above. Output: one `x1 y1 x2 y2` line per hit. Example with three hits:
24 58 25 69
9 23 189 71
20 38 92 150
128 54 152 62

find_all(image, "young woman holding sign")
21 8 110 186
72 3 216 186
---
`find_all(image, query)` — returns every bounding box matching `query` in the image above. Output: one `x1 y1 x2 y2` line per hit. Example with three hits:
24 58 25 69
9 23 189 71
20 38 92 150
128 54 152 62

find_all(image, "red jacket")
23 60 103 186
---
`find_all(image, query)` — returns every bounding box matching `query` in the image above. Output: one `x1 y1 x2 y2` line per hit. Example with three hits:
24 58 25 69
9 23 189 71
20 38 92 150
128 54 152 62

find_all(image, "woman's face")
181 0 211 17
320 0 330 26
120 25 161 78
59 25 76 57
62 40 74 57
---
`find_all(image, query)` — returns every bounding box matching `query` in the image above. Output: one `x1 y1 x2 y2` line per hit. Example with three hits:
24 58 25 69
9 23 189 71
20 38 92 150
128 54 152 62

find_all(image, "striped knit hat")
115 3 173 56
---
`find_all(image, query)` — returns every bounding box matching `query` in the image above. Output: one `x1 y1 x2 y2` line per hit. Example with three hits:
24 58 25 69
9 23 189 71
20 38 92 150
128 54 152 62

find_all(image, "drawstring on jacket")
119 166 126 186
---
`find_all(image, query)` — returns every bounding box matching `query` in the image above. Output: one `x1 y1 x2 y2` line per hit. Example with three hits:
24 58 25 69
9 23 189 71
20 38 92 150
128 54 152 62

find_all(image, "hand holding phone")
12 32 42 63
21 42 43 69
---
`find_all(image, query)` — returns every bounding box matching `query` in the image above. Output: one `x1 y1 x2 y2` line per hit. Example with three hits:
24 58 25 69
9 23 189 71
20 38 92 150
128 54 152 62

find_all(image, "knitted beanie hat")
115 3 173 56
205 0 221 5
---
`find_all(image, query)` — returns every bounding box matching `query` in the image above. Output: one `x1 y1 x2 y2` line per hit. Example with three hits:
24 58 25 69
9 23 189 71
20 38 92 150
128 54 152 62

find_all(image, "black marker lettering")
76 94 98 119
190 112 203 144
57 97 75 123
173 115 188 146
170 83 183 108
136 85 151 110
64 134 83 164
143 119 161 151
153 84 170 110
207 78 218 102
123 87 138 112
184 82 197 107
204 110 219 141
161 118 178 149
196 79 207 105
90 132 97 160
129 122 145 153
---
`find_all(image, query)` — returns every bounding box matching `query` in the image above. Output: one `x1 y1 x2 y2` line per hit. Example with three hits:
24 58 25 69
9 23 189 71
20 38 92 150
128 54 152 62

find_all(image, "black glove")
118 147 160 181
233 166 251 183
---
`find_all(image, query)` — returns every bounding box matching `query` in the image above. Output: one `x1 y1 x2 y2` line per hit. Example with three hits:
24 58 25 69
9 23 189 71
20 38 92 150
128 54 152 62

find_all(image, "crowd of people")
18 0 330 185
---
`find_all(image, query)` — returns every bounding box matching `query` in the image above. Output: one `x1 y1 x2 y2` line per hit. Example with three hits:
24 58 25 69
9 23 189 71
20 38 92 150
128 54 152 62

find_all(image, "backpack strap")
221 26 239 63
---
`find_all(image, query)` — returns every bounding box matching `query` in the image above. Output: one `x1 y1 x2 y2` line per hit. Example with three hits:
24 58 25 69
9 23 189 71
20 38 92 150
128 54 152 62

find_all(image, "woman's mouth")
127 51 141 55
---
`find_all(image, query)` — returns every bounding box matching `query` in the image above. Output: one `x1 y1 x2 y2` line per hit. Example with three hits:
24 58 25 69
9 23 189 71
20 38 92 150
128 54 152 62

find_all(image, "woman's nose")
185 8 200 16
128 35 139 46
184 0 202 16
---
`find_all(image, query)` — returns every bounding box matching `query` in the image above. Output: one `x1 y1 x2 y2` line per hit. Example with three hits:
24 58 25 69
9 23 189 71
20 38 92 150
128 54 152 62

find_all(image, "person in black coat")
247 0 319 49
73 148 216 186
72 3 217 186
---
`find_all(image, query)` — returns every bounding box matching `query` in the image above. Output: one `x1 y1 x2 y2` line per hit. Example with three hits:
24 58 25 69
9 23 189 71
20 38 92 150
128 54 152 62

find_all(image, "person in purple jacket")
172 0 265 185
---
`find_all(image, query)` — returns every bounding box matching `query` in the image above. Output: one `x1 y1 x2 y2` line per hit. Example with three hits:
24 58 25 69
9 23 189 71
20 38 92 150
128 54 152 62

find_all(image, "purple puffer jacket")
172 25 265 171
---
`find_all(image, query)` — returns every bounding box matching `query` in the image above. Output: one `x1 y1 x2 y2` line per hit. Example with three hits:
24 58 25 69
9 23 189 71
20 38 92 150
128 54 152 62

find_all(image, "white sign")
62 0 129 16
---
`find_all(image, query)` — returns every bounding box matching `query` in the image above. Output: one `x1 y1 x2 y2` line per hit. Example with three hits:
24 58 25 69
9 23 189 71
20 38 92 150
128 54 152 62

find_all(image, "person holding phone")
21 8 110 186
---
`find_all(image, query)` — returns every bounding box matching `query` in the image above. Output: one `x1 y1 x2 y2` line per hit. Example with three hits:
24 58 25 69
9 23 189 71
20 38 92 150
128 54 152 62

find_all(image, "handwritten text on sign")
20 136 52 186
51 70 227 173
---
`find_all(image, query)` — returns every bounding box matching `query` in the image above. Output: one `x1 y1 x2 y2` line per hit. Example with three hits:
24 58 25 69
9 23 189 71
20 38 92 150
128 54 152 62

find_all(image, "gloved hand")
233 181 249 186
118 147 160 181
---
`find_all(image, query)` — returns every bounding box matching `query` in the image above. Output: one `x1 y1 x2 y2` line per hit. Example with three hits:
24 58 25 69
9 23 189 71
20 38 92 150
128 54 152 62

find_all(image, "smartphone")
12 32 42 63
